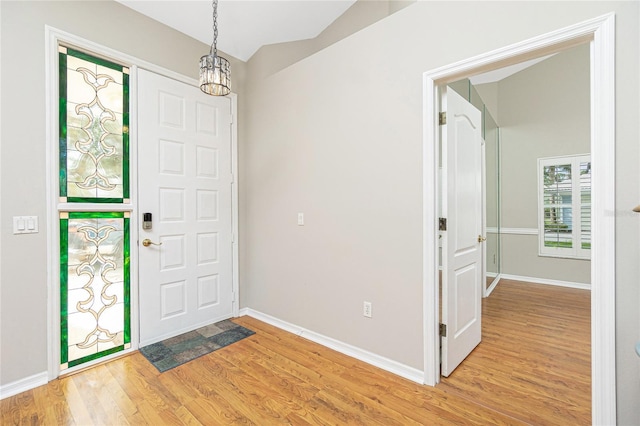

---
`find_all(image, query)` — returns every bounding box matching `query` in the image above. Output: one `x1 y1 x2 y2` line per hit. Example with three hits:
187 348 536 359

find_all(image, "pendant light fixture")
199 0 231 96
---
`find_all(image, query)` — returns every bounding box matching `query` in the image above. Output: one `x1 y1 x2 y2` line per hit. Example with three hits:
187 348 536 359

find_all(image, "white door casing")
440 87 483 377
481 137 488 297
138 69 234 346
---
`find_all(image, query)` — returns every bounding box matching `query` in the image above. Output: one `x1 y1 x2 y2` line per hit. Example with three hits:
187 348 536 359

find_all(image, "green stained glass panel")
60 211 130 368
59 47 129 202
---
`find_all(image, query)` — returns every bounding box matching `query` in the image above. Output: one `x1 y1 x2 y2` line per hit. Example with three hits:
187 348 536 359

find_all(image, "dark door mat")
140 319 255 372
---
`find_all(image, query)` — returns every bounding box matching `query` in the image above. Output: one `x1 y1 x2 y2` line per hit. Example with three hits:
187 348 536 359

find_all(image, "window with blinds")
538 155 591 260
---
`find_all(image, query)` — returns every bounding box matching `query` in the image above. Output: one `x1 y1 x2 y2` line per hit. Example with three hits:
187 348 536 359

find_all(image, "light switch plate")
13 216 39 234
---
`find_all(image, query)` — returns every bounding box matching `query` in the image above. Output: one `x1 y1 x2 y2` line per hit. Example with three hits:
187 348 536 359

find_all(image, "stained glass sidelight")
59 46 129 203
58 45 131 370
60 211 130 369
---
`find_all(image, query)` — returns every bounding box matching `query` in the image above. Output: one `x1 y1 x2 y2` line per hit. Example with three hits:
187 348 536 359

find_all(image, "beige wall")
0 0 245 386
248 0 414 80
240 2 638 423
474 82 499 121
499 45 590 230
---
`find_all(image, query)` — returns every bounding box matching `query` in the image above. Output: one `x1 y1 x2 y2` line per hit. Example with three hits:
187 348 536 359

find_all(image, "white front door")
138 69 234 346
441 87 483 377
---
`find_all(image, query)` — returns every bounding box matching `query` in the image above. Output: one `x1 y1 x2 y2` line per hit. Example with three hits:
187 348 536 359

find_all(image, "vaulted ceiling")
115 0 357 62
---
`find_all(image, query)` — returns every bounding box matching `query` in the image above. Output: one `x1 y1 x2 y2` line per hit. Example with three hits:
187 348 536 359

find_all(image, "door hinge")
439 323 447 337
439 112 447 125
439 217 447 231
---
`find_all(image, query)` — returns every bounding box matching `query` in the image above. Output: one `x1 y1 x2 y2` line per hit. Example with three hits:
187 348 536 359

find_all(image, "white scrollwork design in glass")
60 212 130 369
59 46 129 203
59 46 131 371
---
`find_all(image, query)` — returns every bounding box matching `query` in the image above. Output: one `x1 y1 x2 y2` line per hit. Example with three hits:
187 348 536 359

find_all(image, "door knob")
478 235 487 243
142 239 162 247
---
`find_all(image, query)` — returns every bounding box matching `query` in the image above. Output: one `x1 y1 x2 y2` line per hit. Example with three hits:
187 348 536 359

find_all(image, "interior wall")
496 44 591 284
240 2 639 423
474 82 499 121
0 0 246 387
247 0 415 80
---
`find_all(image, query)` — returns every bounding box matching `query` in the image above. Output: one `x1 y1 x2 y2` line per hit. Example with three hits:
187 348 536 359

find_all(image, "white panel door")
138 69 233 346
441 87 483 377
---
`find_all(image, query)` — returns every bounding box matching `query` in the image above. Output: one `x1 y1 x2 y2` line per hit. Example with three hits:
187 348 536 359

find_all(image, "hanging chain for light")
200 0 231 96
210 0 218 57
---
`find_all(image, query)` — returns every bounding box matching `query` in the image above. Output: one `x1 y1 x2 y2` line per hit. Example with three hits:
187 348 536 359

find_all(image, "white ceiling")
469 55 554 85
115 0 357 62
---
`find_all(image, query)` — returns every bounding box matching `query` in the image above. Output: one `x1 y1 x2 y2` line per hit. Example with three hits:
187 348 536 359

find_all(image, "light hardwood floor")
439 279 591 425
1 280 590 425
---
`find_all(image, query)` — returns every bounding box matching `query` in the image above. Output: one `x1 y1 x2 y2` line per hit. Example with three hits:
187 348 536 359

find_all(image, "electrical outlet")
363 301 372 318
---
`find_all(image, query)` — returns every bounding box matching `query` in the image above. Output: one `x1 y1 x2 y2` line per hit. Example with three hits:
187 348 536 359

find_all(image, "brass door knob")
478 235 487 243
142 239 162 247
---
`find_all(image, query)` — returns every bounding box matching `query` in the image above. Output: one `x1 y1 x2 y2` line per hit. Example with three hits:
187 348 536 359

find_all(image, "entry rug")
140 319 255 372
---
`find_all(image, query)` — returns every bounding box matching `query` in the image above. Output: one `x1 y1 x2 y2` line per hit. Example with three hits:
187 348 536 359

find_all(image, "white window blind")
538 154 590 259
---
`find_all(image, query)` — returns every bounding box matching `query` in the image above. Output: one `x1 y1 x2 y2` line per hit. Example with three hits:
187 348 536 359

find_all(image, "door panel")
441 87 483 377
138 69 233 346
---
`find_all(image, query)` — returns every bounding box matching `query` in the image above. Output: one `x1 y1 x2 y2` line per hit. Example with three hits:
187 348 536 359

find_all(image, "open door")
440 87 483 377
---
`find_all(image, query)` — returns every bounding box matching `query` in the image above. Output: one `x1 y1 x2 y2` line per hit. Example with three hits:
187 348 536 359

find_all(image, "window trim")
537 154 591 260
46 29 141 380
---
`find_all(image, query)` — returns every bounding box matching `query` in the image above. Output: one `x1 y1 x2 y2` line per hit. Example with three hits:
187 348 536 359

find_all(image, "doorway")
423 13 616 425
46 28 240 380
439 45 592 377
438 44 592 422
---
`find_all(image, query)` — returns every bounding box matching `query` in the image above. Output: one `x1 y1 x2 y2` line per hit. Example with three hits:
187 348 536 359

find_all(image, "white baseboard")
500 273 591 290
0 371 48 400
239 308 425 385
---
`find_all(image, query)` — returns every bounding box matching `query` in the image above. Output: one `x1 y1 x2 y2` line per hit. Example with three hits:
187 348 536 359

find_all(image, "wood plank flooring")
1 279 590 425
439 279 591 425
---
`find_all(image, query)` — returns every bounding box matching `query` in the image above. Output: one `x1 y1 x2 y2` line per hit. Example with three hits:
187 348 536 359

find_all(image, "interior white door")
441 87 483 377
138 69 233 346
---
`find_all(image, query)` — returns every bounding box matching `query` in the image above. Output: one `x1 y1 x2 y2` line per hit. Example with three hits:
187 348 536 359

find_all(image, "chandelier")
199 0 231 96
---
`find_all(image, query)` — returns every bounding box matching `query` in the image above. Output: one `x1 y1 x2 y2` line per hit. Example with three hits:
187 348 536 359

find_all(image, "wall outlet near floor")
363 301 372 318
